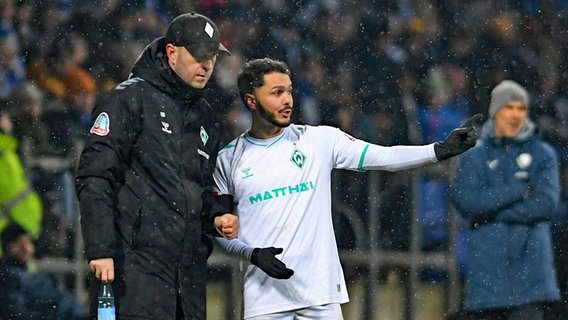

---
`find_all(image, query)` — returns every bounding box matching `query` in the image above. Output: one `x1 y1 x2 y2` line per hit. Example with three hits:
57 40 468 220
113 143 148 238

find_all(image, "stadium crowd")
1 0 567 318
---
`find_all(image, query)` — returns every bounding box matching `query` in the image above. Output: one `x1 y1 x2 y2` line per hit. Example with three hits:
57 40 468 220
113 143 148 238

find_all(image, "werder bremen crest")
200 126 209 145
291 147 307 169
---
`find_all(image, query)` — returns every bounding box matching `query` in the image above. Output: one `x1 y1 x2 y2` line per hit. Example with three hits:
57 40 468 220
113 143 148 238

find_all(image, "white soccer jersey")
214 124 437 318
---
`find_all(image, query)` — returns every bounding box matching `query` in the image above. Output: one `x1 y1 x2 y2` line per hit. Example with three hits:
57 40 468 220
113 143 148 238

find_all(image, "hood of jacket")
129 37 204 103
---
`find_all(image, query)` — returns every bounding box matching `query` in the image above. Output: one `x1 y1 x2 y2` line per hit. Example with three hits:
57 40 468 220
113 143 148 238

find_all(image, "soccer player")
214 58 480 319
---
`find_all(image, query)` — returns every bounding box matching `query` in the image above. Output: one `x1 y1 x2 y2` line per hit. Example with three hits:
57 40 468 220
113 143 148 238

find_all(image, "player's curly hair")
237 58 290 108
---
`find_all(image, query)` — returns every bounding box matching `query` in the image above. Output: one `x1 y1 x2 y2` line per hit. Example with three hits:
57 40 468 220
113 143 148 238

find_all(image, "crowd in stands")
1 0 568 317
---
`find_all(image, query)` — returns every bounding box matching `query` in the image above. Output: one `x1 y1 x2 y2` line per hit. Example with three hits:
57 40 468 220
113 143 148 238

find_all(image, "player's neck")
248 124 285 139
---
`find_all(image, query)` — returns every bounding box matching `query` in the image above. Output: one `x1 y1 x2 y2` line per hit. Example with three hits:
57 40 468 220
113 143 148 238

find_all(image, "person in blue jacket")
451 79 561 320
0 223 89 320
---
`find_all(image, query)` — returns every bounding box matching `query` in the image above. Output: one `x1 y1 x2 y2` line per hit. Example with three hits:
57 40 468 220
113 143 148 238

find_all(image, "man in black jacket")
75 12 238 320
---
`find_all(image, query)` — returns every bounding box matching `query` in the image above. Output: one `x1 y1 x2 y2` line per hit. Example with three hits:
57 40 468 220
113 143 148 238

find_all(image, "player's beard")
256 100 292 128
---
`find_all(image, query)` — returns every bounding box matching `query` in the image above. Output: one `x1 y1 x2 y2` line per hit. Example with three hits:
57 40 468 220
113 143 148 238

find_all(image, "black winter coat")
75 37 229 319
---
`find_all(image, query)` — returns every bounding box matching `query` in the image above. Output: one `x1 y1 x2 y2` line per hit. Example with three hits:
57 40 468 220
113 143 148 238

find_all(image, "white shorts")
246 303 343 320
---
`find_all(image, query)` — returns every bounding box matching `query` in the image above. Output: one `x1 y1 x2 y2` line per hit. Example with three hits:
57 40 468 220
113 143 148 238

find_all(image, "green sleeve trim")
358 144 369 172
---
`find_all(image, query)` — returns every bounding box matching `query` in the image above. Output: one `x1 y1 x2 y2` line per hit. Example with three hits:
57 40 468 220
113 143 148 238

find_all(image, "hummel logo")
161 121 172 134
241 167 253 179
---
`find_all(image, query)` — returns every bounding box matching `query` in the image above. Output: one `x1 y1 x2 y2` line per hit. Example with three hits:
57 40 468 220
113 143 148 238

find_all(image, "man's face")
168 45 217 89
6 234 35 263
251 72 293 128
494 100 528 138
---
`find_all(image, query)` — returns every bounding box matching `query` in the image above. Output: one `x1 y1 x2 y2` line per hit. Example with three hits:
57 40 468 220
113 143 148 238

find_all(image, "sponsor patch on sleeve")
90 112 110 136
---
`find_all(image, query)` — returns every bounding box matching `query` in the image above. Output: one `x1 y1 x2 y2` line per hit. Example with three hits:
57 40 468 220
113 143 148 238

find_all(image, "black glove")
250 247 294 279
434 114 483 161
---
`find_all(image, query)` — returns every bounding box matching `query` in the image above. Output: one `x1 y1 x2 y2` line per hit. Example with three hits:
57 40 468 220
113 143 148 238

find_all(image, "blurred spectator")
8 80 81 257
207 52 249 142
471 11 539 99
38 66 97 256
293 53 328 125
0 109 43 256
532 71 568 164
355 9 407 113
451 80 560 319
0 0 17 32
8 81 61 159
0 30 26 99
59 65 97 137
27 33 91 100
0 223 88 320
417 65 469 253
356 103 416 250
108 39 146 88
12 0 39 56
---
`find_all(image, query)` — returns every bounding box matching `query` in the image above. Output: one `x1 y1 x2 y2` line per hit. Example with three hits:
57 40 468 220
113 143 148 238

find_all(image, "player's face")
252 72 293 128
494 100 527 138
168 45 217 89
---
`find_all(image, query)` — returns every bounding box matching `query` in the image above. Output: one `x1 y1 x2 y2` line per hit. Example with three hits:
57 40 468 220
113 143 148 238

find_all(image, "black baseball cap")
165 12 230 61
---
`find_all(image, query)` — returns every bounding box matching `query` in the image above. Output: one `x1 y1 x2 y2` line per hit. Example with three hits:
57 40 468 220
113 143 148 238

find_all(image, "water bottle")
97 282 115 320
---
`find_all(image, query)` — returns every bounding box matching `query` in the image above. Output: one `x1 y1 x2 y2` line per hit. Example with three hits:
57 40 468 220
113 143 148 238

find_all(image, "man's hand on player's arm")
214 213 239 239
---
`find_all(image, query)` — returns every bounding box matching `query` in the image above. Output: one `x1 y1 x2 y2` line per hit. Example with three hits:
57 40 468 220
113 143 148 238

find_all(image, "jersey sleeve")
320 126 438 172
215 237 255 260
360 143 438 171
75 88 141 260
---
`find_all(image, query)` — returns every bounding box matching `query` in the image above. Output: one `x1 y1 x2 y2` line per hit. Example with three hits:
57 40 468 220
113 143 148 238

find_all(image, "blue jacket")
451 119 560 311
0 259 88 319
